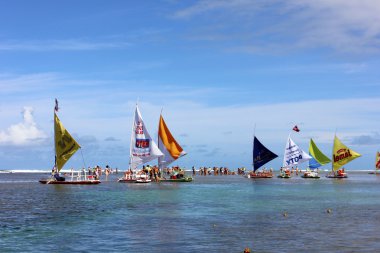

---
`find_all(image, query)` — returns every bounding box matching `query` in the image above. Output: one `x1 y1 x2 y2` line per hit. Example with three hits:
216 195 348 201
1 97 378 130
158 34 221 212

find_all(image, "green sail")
309 138 331 169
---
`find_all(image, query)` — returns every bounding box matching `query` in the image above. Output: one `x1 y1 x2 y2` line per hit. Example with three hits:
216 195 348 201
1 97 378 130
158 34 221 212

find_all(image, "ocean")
1 171 380 252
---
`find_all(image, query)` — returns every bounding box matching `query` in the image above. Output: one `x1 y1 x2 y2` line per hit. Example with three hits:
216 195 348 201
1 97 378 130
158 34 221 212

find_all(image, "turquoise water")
1 172 380 252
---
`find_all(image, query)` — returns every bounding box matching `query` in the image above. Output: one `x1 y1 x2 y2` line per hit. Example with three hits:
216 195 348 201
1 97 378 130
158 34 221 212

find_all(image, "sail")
332 135 361 171
376 152 380 170
253 136 278 171
308 138 331 169
130 105 163 170
158 114 186 168
54 112 81 172
283 135 312 168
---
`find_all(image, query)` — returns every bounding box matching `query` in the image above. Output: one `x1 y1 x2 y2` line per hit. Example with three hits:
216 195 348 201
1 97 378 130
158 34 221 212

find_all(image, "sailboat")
118 104 163 183
302 138 331 179
280 135 312 178
157 113 192 182
248 136 277 178
326 135 361 178
39 100 100 184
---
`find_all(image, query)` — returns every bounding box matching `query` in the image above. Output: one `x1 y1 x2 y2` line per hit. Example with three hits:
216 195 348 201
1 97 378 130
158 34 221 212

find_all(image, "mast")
158 108 163 170
252 124 256 171
128 103 137 171
53 99 58 173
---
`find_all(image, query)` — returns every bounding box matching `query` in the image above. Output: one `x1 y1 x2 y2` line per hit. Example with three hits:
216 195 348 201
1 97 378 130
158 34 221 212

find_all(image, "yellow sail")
332 135 361 171
158 114 186 167
54 112 80 171
376 152 380 170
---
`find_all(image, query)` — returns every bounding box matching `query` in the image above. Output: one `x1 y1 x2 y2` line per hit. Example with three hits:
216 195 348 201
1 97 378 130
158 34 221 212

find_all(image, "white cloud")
0 107 47 146
173 0 380 55
0 39 130 51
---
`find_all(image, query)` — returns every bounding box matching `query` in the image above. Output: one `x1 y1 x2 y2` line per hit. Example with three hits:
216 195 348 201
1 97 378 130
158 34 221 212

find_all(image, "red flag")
54 98 59 112
292 125 300 132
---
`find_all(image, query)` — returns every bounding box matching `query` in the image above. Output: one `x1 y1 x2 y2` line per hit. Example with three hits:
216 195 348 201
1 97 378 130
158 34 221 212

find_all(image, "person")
54 171 65 181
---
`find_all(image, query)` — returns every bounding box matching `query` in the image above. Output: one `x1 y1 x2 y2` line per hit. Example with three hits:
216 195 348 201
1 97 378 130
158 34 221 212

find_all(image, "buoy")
327 208 332 214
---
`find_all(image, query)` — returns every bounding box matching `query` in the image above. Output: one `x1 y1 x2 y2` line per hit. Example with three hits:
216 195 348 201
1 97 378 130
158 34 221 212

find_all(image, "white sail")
129 105 163 170
283 135 312 168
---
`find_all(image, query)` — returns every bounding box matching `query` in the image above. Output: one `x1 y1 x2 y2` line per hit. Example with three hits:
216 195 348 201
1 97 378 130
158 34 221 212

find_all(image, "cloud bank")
0 107 47 146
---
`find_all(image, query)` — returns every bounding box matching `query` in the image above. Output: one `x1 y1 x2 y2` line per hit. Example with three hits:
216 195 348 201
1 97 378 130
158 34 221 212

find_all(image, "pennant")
55 98 59 112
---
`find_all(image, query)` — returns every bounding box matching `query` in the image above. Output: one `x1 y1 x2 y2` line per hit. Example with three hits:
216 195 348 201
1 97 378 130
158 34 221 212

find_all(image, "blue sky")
0 0 379 170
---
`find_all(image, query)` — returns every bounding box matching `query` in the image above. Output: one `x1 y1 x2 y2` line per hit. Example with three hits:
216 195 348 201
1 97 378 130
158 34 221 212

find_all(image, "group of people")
122 165 186 181
279 166 308 176
191 166 236 176
53 164 119 181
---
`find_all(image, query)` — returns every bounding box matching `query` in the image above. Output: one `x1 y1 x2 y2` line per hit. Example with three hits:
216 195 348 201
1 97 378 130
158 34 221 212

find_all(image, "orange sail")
158 114 186 168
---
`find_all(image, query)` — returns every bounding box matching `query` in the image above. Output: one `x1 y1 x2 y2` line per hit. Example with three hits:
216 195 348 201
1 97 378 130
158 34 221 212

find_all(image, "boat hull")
160 177 193 182
326 175 347 178
277 174 291 179
118 178 137 183
302 172 320 179
249 174 273 178
39 179 101 184
135 179 151 183
301 175 320 179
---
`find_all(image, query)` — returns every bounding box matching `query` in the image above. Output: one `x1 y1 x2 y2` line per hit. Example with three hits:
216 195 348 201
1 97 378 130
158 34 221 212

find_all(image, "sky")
0 0 380 171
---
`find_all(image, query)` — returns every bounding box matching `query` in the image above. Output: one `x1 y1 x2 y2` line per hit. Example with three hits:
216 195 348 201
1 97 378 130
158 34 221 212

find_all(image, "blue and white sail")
253 136 278 171
283 135 312 168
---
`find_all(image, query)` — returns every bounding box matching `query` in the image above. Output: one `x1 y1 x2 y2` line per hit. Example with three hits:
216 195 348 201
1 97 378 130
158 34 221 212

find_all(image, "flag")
55 98 59 112
292 125 300 132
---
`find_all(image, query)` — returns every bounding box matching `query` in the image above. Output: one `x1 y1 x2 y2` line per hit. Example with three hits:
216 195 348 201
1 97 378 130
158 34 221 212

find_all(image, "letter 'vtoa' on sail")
308 138 331 169
54 112 80 172
130 105 163 170
283 135 312 168
253 136 278 171
332 135 361 171
158 114 186 168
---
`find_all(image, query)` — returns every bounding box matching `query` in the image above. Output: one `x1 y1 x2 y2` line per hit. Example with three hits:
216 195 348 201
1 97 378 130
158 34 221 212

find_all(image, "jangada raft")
157 112 191 182
302 139 331 179
118 104 163 183
248 136 277 178
39 99 100 185
326 135 361 178
280 135 311 179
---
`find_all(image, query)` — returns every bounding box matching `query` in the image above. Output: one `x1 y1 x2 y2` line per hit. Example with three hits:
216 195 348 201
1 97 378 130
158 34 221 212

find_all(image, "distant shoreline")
0 169 377 174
